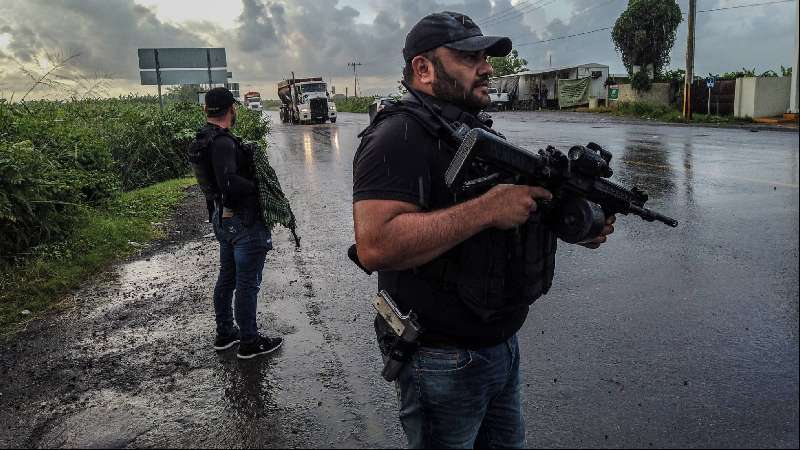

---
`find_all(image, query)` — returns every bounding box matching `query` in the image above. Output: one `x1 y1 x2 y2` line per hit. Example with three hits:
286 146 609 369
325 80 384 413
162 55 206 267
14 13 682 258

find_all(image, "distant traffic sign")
706 77 716 89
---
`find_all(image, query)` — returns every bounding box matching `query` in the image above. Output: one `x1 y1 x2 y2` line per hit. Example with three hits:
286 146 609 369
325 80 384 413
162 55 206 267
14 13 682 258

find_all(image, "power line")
696 0 792 13
514 27 613 47
477 0 539 23
511 0 793 48
478 0 547 25
480 0 557 27
503 0 621 43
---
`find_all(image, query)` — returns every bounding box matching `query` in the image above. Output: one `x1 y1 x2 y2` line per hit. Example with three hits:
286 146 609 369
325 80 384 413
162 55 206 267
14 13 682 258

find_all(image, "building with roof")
491 63 610 109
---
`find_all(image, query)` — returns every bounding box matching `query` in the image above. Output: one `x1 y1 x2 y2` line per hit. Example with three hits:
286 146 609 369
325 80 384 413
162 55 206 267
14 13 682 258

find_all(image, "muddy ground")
0 185 400 448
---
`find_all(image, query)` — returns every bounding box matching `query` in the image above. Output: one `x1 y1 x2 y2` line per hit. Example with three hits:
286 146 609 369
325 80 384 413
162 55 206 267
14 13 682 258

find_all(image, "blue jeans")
212 214 273 343
396 335 525 449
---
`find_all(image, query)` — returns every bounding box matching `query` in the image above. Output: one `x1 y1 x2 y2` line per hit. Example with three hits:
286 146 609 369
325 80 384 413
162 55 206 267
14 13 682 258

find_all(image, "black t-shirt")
352 103 528 349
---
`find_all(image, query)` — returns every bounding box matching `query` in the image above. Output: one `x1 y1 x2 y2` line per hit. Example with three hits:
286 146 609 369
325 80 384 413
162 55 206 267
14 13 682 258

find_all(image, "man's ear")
412 55 435 86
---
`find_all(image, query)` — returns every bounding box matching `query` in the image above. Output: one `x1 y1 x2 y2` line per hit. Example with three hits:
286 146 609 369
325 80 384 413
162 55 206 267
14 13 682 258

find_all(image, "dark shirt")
206 124 259 219
352 99 528 349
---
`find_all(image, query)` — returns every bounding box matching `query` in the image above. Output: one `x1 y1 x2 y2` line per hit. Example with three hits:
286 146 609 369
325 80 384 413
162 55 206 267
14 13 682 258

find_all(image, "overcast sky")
0 0 796 99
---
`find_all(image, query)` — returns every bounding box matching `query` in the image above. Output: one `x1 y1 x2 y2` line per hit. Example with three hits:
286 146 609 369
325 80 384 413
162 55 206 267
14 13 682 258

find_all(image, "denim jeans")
212 213 273 344
396 335 525 449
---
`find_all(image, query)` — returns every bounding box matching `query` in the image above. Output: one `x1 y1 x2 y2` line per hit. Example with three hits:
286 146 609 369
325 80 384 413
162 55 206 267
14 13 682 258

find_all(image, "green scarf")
245 141 300 247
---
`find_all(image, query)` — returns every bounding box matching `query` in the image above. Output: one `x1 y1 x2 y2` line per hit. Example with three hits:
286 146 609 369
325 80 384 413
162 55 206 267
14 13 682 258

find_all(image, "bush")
334 97 375 113
617 101 673 118
0 97 269 265
0 140 79 261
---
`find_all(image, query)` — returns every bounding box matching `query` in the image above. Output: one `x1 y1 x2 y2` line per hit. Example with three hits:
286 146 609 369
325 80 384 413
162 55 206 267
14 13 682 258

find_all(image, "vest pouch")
508 213 558 304
452 228 517 323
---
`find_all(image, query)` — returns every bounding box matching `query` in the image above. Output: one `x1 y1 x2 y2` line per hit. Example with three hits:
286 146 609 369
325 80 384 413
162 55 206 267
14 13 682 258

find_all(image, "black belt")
417 332 464 348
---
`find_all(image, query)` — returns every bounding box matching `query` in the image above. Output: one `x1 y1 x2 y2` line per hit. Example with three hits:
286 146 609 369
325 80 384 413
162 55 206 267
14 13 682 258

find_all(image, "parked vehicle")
243 91 263 112
277 77 337 124
488 87 510 111
368 97 395 122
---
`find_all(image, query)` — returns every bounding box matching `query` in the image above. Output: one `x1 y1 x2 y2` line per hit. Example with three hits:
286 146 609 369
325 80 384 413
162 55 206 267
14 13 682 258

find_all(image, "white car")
368 97 396 122
488 88 510 111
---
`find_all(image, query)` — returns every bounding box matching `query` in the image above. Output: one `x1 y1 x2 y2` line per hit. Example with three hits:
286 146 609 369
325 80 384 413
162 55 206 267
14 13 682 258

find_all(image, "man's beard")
230 110 237 128
431 58 490 111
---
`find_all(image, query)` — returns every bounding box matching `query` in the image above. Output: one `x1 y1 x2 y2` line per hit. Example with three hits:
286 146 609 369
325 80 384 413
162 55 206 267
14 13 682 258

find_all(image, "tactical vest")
360 99 558 323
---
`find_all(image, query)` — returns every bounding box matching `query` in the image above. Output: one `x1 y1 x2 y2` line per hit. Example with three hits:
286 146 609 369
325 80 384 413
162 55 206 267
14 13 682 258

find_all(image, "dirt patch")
135 184 211 260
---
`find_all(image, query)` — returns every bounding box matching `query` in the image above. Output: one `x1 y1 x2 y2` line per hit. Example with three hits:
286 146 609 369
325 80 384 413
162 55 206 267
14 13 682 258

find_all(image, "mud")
0 185 400 448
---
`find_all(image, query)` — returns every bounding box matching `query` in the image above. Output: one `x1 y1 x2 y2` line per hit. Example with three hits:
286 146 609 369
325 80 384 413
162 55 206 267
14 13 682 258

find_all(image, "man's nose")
478 58 493 77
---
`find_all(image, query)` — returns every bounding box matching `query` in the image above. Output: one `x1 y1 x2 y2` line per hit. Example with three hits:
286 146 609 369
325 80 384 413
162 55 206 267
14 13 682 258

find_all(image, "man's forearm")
364 196 492 271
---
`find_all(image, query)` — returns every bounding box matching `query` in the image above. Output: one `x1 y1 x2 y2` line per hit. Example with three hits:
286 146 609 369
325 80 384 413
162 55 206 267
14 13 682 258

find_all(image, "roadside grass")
583 101 754 125
0 177 196 336
262 99 283 110
334 97 375 113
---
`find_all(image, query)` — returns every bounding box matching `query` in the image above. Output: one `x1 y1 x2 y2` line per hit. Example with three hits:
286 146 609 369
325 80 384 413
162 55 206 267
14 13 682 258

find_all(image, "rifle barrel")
629 204 679 227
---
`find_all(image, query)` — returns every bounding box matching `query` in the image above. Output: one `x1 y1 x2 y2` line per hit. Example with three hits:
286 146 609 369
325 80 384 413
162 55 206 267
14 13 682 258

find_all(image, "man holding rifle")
352 12 615 449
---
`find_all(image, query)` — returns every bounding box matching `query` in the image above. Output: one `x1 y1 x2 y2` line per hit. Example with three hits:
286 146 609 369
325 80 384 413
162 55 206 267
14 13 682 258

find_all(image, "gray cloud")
0 0 794 98
0 0 207 85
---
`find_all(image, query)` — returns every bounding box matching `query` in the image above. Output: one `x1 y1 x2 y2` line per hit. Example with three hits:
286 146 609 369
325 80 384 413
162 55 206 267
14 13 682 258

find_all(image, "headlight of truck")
329 103 336 111
300 107 310 113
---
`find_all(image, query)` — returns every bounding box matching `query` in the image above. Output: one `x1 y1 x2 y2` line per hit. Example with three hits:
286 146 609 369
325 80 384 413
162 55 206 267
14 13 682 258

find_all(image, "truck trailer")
277 77 337 124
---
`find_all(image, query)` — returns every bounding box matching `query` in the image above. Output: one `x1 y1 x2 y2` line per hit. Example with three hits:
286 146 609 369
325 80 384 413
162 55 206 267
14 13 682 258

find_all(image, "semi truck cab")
278 77 337 124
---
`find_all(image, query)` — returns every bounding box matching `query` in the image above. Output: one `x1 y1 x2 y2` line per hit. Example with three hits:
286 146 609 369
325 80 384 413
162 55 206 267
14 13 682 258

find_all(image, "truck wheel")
330 118 336 123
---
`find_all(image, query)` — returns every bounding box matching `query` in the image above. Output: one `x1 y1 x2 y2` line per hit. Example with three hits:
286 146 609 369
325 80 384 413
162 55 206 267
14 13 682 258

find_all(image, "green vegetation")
612 0 683 91
713 66 793 80
0 96 270 333
262 99 283 110
590 101 753 125
489 49 528 77
334 96 375 113
0 177 195 333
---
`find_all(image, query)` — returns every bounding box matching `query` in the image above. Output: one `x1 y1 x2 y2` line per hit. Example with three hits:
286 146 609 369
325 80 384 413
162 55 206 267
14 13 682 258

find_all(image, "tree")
612 0 683 90
489 49 528 77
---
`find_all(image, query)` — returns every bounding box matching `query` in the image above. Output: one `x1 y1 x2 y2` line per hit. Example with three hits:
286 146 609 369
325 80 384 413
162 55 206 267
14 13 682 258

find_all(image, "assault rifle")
401 81 678 243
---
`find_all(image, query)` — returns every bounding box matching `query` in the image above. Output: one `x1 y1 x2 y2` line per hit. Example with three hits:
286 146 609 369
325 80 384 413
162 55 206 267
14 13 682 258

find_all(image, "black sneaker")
213 330 241 351
237 335 283 360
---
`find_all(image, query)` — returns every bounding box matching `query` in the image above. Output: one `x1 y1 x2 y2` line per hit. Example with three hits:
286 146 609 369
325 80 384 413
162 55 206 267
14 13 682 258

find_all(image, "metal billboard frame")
137 48 228 110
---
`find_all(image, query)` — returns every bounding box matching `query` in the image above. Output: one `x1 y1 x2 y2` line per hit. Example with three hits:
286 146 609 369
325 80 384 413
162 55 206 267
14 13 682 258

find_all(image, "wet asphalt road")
1 111 797 448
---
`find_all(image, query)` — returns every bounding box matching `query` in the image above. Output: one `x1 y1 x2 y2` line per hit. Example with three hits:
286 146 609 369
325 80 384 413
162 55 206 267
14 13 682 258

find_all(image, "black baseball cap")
205 87 240 117
403 11 512 62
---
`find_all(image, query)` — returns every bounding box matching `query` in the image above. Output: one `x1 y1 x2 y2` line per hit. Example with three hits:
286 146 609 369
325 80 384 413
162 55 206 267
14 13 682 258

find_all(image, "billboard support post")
206 49 213 88
154 49 163 111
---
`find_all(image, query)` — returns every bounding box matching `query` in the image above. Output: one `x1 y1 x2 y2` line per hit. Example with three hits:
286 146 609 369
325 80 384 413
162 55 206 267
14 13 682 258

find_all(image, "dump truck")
243 91 263 112
277 77 337 124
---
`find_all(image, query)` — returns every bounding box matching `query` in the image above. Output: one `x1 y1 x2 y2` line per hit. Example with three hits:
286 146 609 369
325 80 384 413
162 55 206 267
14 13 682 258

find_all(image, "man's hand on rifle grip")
580 214 616 249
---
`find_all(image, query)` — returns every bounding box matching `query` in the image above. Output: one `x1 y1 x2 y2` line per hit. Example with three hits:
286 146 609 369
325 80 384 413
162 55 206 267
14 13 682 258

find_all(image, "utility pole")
348 61 363 97
789 0 798 114
683 0 696 120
